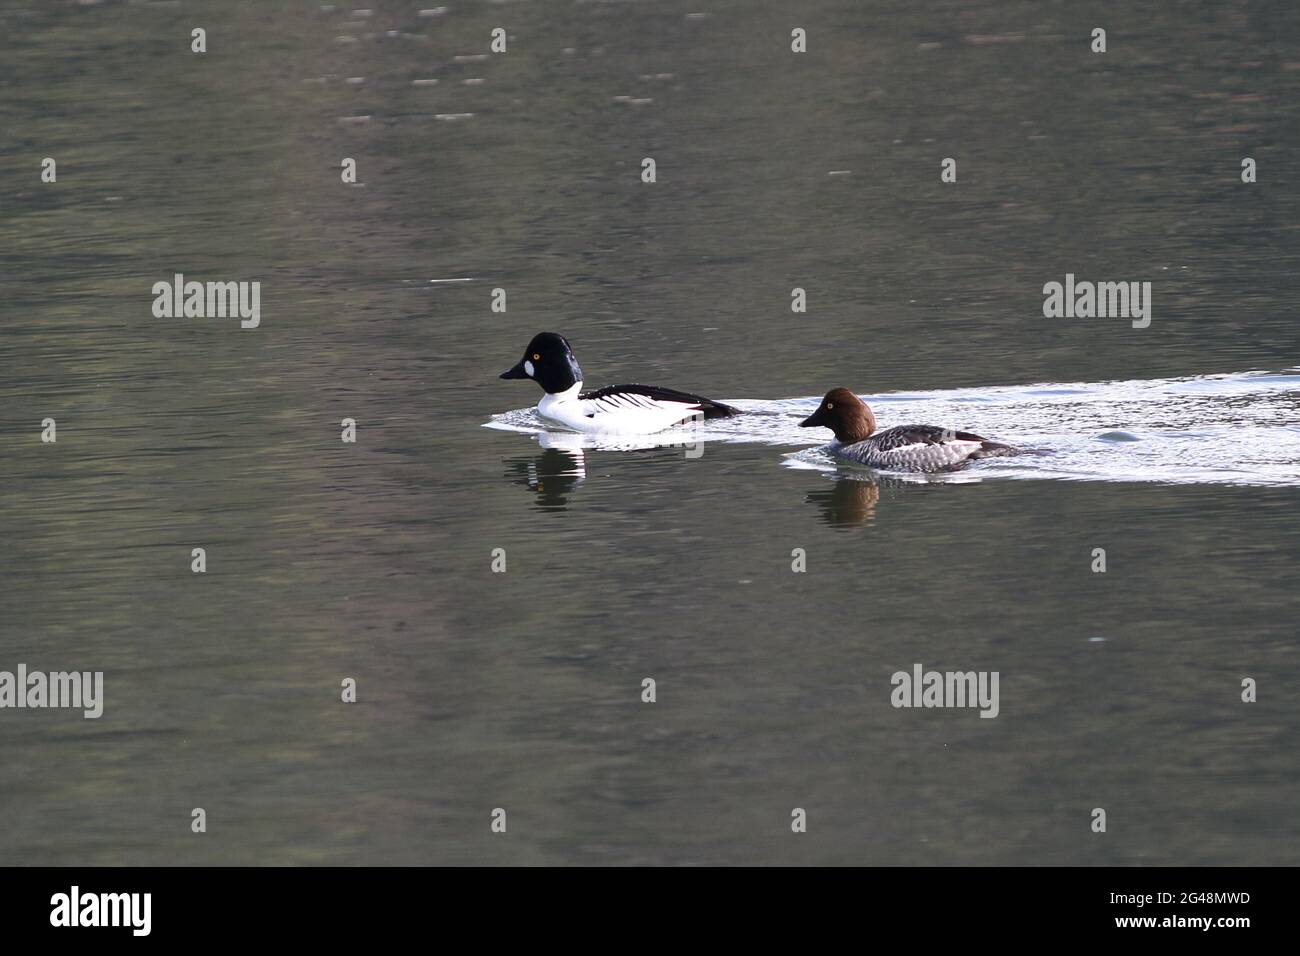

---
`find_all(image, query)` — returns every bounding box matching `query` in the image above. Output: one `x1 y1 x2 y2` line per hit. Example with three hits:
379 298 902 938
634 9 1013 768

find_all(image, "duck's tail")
696 398 741 419
955 432 1018 459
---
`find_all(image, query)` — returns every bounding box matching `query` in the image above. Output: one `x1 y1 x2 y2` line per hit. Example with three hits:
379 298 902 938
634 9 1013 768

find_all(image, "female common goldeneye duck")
499 331 739 434
799 387 1016 472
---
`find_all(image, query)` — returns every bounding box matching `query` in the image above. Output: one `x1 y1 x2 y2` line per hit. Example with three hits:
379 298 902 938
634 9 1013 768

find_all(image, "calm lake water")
2 1 1299 865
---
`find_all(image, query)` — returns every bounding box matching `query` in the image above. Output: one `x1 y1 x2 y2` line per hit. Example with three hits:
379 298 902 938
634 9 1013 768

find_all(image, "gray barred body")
829 426 1016 472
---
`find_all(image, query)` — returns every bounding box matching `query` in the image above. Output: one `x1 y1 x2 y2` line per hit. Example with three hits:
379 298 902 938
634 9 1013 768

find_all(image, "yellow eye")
826 402 834 409
532 353 540 360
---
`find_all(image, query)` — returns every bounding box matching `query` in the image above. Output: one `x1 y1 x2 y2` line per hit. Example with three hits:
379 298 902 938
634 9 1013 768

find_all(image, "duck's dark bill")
799 412 820 427
500 361 529 379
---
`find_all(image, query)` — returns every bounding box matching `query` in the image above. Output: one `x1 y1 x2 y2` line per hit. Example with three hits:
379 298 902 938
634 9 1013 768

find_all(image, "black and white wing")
574 383 739 433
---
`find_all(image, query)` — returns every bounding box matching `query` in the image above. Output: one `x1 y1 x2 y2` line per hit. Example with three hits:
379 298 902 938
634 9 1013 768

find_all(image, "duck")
499 332 739 434
799 387 1016 472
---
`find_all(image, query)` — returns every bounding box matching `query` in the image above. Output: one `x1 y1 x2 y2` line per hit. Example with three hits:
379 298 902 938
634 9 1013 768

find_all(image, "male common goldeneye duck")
799 387 1016 472
499 331 739 434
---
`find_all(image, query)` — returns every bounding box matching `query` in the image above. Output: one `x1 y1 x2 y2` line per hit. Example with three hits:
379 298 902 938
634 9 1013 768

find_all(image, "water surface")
2 0 1299 865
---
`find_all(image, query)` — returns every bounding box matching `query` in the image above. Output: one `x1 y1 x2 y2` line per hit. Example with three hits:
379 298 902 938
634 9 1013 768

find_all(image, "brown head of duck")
799 388 877 443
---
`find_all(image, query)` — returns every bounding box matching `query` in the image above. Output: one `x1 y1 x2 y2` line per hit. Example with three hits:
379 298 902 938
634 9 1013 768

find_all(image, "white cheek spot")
524 360 535 377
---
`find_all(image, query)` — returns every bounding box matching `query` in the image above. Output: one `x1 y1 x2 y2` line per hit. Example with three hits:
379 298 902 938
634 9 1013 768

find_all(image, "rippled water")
490 368 1300 485
3 1 1300 866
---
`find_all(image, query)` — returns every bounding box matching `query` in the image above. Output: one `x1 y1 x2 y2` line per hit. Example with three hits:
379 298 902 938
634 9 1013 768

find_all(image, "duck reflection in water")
805 475 883 529
501 427 709 511
503 434 588 511
805 467 982 529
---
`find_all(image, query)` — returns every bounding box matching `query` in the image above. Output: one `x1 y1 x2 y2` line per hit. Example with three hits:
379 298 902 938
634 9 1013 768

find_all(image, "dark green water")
2 0 1298 864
